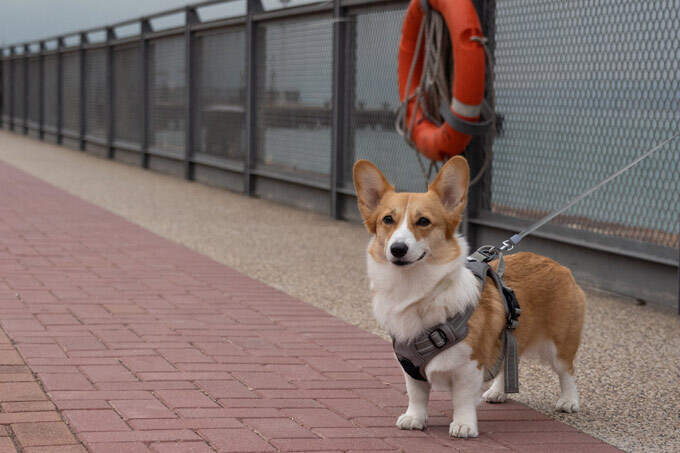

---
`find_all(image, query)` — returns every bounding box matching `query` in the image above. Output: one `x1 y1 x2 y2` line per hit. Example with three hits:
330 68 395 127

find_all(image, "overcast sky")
0 0 312 47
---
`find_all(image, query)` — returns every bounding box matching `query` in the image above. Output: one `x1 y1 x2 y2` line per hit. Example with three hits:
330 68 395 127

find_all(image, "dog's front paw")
396 413 427 430
482 388 507 403
556 397 579 413
449 421 478 438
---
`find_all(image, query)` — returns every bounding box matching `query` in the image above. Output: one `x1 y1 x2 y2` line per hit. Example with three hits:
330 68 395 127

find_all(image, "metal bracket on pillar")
184 7 200 181
79 32 88 150
244 0 263 195
140 19 152 168
106 27 116 159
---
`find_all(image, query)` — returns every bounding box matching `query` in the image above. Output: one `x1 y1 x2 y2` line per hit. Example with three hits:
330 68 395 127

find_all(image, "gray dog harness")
391 246 521 393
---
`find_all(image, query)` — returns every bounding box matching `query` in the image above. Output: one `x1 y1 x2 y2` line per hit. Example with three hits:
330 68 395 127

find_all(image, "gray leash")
497 131 680 253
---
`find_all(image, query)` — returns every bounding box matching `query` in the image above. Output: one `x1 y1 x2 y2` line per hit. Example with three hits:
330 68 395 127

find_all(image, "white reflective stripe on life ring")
450 98 482 118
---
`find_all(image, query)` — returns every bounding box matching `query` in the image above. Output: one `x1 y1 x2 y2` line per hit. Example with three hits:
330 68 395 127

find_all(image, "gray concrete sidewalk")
1 131 678 453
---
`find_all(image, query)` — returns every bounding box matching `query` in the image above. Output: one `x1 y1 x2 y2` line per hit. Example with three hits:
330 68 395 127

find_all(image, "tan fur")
466 253 585 374
354 157 585 376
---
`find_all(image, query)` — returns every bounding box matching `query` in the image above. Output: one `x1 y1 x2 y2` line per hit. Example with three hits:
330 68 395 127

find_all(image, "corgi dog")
353 157 585 438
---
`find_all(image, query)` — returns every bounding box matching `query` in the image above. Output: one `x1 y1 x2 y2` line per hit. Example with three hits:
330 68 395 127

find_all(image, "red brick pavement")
0 162 621 452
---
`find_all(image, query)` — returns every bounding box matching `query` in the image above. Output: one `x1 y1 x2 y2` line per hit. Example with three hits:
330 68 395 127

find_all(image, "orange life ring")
398 0 486 161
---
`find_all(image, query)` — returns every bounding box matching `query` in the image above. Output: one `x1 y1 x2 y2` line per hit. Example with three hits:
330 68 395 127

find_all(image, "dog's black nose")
390 242 408 258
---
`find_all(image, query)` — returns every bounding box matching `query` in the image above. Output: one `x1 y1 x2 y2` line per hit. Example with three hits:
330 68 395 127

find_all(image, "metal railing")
0 0 678 309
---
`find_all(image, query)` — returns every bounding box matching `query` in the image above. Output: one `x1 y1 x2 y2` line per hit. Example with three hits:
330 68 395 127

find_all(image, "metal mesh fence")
113 45 141 145
61 52 80 134
256 16 333 177
491 0 680 248
195 29 246 161
43 55 58 130
12 60 24 123
85 49 107 139
27 57 40 126
1 60 10 121
148 36 186 156
345 6 427 193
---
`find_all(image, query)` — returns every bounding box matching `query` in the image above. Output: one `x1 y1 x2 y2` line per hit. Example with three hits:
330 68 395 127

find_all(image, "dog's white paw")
555 398 579 413
482 388 507 403
396 413 427 430
449 421 478 438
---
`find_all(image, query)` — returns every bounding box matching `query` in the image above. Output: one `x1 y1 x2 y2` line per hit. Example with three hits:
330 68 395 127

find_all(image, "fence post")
39 41 45 139
8 47 15 131
140 19 152 168
56 38 64 144
244 0 263 195
464 0 495 249
184 7 200 181
330 0 348 219
106 27 116 159
23 44 29 135
0 48 3 129
79 32 88 150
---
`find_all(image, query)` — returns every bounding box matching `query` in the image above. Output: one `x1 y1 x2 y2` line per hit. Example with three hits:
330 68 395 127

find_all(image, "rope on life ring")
395 0 497 187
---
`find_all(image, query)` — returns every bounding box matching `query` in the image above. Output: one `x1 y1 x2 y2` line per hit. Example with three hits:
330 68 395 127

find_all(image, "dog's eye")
416 217 431 227
382 215 395 225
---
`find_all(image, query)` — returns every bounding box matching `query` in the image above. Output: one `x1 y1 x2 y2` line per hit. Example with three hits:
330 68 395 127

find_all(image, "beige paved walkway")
0 131 678 453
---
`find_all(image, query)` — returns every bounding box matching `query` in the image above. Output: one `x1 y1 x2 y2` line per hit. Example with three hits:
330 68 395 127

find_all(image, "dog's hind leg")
396 372 430 430
482 371 507 403
553 351 580 413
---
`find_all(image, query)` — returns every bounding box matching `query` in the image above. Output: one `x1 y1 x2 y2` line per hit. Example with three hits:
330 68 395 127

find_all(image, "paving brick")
121 357 176 373
243 418 319 439
37 373 95 391
153 390 219 409
217 398 321 409
231 372 295 389
53 400 112 410
149 442 214 453
17 344 66 358
0 350 25 365
195 380 256 399
284 409 355 428
1 401 55 413
87 442 151 452
80 365 136 383
23 445 88 453
157 349 212 364
11 422 77 447
111 400 177 420
317 398 390 418
63 410 130 432
199 428 275 452
79 430 200 443
269 438 394 451
0 411 61 424
0 382 47 401
129 418 242 430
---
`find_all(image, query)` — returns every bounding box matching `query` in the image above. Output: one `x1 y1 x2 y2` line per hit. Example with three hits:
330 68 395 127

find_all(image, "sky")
0 0 314 47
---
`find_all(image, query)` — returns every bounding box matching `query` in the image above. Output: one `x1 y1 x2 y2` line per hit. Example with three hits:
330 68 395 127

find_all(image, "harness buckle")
468 245 500 263
502 286 521 330
428 329 448 348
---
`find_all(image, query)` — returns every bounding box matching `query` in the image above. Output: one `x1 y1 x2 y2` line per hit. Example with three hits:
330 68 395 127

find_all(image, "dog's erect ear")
353 160 394 233
430 156 469 220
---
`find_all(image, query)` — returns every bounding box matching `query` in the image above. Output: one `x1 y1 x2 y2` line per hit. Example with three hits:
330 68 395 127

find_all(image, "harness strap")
392 304 475 382
466 259 520 393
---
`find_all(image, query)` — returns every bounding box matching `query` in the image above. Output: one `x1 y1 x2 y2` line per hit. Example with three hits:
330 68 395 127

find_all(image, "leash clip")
468 245 501 263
